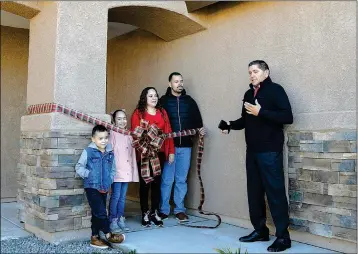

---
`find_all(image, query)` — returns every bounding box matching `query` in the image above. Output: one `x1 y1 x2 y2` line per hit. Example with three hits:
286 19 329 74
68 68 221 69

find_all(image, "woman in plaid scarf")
131 87 175 227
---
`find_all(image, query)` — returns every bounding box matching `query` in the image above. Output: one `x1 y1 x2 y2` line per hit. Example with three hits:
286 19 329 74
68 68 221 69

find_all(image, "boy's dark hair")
168 72 182 82
92 125 108 137
248 60 270 72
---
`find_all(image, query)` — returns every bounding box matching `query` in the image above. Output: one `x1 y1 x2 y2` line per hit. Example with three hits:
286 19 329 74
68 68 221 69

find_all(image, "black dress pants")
246 151 290 238
138 152 165 213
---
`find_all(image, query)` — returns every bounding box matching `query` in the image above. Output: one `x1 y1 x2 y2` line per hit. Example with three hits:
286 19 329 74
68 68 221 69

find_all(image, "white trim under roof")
1 10 30 29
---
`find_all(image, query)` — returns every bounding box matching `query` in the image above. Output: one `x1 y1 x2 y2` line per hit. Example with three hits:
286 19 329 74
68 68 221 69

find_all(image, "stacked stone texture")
287 130 357 242
17 131 92 233
17 130 357 240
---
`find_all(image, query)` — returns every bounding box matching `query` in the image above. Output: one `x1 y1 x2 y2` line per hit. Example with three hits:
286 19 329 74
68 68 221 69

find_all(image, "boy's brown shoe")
106 233 126 244
90 236 109 249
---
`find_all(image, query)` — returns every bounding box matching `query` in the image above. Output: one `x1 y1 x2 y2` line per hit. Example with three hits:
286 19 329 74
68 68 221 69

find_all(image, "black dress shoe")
239 230 270 242
267 238 291 252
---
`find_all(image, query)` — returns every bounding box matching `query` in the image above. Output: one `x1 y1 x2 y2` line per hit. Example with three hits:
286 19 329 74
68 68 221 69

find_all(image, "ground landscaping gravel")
0 236 131 254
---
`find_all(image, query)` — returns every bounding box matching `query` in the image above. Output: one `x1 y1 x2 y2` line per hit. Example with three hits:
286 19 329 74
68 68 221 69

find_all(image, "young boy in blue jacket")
76 125 125 249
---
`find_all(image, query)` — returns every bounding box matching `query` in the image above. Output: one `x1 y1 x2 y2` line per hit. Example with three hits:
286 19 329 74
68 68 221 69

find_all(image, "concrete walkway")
1 202 32 241
1 202 337 253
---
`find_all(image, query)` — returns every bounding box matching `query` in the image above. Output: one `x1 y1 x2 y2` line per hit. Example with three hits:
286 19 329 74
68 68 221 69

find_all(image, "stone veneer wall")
17 131 92 233
17 129 357 242
287 130 357 242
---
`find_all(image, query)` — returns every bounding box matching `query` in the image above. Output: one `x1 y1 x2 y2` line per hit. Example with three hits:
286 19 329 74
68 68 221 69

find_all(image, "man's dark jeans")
246 151 290 238
85 188 110 236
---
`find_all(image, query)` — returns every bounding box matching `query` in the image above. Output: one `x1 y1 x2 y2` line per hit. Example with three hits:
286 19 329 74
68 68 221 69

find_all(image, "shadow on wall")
108 5 205 41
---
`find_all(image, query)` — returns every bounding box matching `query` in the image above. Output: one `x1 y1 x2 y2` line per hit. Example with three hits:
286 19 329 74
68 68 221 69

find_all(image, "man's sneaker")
90 236 109 249
105 233 125 244
110 219 121 233
150 210 164 227
142 211 151 227
175 212 189 222
118 216 130 231
158 212 169 221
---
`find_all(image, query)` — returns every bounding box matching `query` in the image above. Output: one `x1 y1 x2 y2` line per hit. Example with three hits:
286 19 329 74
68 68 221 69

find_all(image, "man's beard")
172 87 183 94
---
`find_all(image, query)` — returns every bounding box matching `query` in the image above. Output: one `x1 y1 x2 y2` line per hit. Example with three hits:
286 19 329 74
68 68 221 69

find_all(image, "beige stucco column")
27 2 107 113
19 2 111 243
24 1 110 131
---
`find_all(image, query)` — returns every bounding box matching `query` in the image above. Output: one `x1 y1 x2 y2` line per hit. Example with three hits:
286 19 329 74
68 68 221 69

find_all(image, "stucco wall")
26 2 108 114
107 1 356 221
1 26 29 199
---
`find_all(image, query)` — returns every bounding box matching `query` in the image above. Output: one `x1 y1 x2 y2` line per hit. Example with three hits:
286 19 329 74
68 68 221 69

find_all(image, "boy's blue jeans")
109 182 129 221
160 147 192 215
85 188 110 236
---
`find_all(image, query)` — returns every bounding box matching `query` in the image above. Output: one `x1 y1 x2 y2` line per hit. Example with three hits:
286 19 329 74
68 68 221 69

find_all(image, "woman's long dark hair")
136 87 164 118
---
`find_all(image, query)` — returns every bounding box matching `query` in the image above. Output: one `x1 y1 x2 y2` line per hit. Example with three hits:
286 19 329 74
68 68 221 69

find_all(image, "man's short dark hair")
92 125 108 137
248 60 270 72
168 72 182 82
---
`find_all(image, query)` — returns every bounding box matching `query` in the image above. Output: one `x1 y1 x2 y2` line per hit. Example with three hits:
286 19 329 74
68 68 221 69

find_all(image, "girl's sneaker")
110 218 121 233
150 210 163 227
118 216 130 231
141 211 151 227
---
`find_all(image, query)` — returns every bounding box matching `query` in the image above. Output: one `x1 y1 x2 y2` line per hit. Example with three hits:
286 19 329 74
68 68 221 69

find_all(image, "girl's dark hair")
136 87 163 118
111 109 126 124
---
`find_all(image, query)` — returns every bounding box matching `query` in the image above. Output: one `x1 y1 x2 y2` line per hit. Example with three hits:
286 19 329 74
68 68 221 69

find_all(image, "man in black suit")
222 60 293 252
